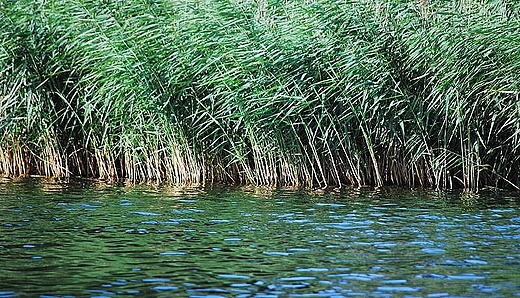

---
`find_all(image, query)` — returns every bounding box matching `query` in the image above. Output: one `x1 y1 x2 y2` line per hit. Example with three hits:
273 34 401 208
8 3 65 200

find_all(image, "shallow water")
1 179 520 297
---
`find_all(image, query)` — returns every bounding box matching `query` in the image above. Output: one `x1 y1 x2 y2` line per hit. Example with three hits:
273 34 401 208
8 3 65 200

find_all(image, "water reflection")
0 180 519 297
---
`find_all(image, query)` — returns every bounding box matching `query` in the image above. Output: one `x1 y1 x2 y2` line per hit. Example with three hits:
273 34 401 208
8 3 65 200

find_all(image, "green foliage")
1 0 519 190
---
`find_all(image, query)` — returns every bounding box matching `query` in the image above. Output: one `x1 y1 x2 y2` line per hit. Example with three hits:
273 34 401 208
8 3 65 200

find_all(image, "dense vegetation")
1 0 519 190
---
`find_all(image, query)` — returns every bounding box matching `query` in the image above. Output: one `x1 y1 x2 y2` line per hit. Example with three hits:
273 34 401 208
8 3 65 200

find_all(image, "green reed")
1 0 519 190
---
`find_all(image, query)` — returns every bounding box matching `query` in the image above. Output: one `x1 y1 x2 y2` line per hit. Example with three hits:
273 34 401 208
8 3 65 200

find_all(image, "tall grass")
1 0 519 190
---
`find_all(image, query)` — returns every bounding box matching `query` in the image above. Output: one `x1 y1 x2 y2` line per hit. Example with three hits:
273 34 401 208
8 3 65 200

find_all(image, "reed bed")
1 0 519 190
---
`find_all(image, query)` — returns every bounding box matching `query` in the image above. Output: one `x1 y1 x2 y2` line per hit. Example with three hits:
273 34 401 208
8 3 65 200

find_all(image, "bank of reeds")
1 0 519 190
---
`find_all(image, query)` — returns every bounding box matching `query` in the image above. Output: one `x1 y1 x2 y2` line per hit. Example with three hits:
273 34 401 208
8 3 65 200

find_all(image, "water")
1 179 520 297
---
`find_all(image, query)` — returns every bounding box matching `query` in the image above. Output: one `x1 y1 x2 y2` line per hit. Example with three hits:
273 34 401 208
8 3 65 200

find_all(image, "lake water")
1 179 519 297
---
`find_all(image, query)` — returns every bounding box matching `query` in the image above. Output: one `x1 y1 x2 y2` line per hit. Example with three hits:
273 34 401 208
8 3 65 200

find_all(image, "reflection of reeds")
1 0 519 190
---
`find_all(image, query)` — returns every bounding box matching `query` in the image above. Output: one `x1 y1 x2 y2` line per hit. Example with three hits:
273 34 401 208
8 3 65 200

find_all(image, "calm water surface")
1 179 519 297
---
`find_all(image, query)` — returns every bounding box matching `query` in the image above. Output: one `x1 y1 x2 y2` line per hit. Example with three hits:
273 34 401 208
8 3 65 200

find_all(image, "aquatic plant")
1 0 519 190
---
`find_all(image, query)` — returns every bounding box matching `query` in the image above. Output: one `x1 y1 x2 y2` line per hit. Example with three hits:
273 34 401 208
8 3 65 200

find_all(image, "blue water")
1 179 519 297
